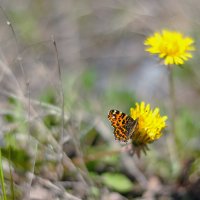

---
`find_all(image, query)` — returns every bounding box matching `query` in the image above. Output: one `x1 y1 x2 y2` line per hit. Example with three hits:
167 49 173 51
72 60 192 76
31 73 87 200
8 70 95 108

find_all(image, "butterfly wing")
108 110 138 142
114 127 129 142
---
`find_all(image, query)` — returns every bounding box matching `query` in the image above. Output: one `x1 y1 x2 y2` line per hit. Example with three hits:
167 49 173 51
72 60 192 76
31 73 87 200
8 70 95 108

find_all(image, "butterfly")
108 110 138 142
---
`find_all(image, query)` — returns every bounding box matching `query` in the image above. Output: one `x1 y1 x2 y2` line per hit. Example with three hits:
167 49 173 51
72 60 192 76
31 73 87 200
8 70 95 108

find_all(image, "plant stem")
0 149 7 200
169 67 176 136
8 147 15 200
167 66 179 175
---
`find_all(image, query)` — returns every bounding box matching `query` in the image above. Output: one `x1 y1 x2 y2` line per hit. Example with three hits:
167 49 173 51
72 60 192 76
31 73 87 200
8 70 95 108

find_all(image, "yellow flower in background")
144 30 195 65
130 102 167 156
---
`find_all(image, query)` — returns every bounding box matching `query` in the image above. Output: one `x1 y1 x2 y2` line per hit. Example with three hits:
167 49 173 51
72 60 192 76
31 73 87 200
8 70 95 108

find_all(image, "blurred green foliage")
176 109 200 157
40 89 57 105
1 146 31 171
102 172 133 193
80 68 97 91
8 10 40 43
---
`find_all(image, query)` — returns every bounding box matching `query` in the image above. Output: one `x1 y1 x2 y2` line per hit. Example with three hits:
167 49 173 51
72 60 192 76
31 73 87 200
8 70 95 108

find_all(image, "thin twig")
0 6 31 146
121 152 148 189
52 38 93 188
0 6 33 199
0 6 26 80
52 37 65 145
0 89 63 115
23 140 38 200
36 176 82 200
52 37 65 166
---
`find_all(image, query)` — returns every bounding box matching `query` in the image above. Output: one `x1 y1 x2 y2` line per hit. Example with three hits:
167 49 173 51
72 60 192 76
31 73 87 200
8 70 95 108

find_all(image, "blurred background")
0 0 199 199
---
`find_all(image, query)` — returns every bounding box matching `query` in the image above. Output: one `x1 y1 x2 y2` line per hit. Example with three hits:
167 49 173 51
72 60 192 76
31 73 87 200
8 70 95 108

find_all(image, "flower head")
144 30 195 65
130 102 167 157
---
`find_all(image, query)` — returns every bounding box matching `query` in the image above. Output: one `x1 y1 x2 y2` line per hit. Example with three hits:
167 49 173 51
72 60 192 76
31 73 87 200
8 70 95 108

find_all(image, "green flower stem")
167 66 180 175
0 149 7 200
169 67 176 136
8 147 15 200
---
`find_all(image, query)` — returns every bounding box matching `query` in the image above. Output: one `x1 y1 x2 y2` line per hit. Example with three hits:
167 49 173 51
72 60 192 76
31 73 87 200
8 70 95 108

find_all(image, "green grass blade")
0 149 7 200
8 146 15 200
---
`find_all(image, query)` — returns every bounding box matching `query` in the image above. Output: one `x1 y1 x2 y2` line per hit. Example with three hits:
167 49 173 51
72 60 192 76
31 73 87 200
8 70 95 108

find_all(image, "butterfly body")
108 110 138 142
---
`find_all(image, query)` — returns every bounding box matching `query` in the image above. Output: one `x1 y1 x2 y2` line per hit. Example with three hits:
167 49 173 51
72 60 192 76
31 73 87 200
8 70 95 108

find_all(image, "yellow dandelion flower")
130 102 167 156
144 30 195 65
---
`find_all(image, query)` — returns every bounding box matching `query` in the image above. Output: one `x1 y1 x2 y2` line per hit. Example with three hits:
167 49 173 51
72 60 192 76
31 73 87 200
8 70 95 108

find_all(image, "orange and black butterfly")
108 110 138 142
